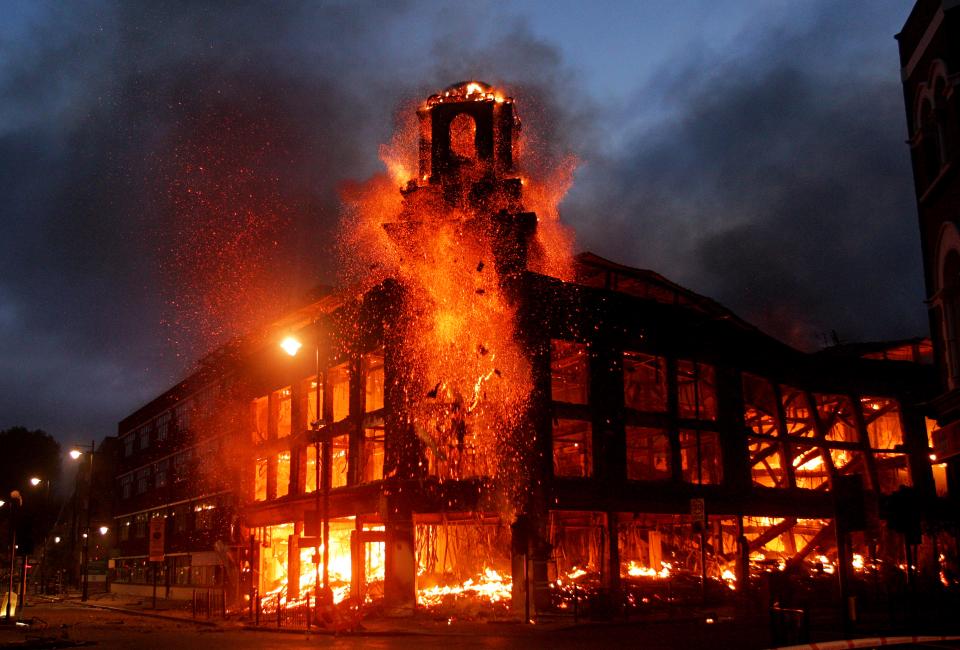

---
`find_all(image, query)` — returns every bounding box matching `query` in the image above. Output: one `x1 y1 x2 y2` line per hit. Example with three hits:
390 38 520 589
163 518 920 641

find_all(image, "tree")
0 427 61 496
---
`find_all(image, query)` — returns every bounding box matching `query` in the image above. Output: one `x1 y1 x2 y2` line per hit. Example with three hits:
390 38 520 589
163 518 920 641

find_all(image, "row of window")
121 384 224 458
118 439 221 499
116 498 223 542
251 354 385 444
113 556 221 586
548 340 915 495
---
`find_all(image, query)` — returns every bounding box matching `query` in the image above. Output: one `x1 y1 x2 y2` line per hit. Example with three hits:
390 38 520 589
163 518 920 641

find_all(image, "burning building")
110 81 953 619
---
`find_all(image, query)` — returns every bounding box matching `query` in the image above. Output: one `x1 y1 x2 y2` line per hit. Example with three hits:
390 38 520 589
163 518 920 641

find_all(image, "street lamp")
5 491 23 620
99 526 108 536
279 332 331 606
69 442 96 601
29 478 41 487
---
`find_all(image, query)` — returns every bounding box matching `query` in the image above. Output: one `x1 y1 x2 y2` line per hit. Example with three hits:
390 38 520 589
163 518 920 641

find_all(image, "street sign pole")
148 517 165 609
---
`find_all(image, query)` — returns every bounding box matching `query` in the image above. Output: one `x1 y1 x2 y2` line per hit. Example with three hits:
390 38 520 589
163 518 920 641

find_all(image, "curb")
61 601 221 627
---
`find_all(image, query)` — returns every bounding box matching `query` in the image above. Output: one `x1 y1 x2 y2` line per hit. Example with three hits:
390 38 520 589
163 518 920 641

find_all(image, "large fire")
341 81 575 505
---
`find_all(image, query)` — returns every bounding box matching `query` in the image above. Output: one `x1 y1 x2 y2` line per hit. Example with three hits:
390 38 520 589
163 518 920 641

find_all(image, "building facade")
109 80 954 618
897 0 960 508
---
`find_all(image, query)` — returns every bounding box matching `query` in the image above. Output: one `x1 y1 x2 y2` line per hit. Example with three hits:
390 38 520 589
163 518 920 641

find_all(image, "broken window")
276 452 290 497
553 418 593 477
254 457 268 501
304 444 318 493
252 395 269 443
860 397 904 450
742 373 778 436
625 426 671 481
303 376 323 428
679 429 722 485
332 434 349 488
623 351 667 412
275 386 292 438
365 352 385 413
781 386 817 437
790 444 829 490
815 394 859 443
363 427 384 482
748 438 788 488
551 340 589 404
677 361 717 420
331 362 351 422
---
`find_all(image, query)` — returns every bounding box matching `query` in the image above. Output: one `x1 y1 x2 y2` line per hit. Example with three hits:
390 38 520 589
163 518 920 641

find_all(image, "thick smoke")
564 3 923 349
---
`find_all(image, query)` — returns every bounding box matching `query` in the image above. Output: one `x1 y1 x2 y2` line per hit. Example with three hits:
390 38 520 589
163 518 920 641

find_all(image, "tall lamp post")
4 491 22 621
280 332 331 605
69 442 96 601
28 477 51 596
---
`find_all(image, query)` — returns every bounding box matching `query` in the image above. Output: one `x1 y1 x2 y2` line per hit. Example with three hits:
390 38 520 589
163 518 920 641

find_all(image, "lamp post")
28 477 51 597
69 442 96 601
281 331 331 606
4 491 22 621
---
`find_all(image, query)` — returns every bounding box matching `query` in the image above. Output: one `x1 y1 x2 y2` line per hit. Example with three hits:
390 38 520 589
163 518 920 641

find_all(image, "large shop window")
677 361 717 420
625 426 671 481
679 429 722 485
623 351 667 412
742 374 778 436
331 363 351 423
362 427 384 482
551 340 589 404
552 418 593 477
365 353 385 412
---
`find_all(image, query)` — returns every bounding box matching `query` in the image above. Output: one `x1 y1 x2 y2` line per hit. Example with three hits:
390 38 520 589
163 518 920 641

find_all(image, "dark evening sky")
0 0 922 445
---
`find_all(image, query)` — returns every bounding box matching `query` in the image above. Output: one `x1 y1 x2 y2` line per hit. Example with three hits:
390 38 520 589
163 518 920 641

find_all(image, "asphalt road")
3 602 774 649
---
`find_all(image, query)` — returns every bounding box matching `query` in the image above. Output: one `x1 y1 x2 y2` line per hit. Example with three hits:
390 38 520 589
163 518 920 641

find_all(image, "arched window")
449 112 476 160
936 224 960 388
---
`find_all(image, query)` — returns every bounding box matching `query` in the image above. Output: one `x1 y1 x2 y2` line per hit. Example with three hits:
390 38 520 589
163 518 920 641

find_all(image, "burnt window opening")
623 351 667 412
449 112 477 160
551 339 589 404
274 386 292 439
625 426 671 481
254 457 268 501
552 418 593 478
304 444 318 493
303 375 323 429
276 451 291 498
332 433 350 487
680 429 722 485
330 362 351 423
364 352 385 413
677 360 717 420
251 395 268 444
362 427 385 482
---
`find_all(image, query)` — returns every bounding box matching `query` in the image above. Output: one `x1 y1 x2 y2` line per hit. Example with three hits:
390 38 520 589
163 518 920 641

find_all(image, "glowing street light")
280 335 302 357
69 441 96 601
99 526 109 536
54 537 61 544
0 500 4 508
29 477 41 487
69 450 82 460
